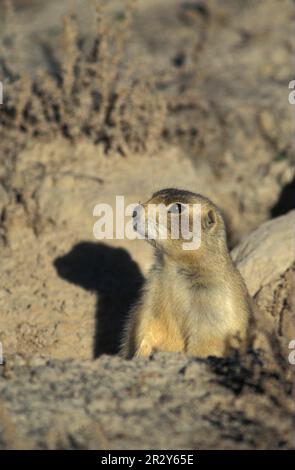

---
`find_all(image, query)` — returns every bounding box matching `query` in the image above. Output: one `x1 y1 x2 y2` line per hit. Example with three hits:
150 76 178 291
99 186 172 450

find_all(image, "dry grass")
0 1 167 160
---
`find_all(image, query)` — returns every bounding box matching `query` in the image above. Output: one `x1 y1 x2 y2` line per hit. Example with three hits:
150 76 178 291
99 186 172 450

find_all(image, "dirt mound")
0 348 293 450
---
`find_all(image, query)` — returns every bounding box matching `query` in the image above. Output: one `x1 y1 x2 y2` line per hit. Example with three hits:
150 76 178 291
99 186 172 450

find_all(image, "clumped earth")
0 0 294 449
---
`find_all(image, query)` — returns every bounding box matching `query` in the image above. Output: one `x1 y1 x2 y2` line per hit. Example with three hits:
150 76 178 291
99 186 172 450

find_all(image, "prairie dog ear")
203 208 216 230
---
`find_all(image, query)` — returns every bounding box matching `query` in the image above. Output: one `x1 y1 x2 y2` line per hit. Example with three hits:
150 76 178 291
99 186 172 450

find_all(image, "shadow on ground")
54 242 144 358
271 176 295 218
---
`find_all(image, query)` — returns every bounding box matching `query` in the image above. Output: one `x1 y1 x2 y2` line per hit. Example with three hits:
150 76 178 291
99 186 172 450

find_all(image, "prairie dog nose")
132 204 143 219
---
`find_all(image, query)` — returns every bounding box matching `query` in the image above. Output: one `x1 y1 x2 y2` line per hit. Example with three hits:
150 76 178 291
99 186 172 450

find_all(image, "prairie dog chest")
189 285 236 332
195 283 234 313
161 274 236 335
151 258 241 339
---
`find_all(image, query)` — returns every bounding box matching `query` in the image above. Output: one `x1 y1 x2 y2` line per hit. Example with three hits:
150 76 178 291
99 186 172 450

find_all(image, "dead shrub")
0 1 167 158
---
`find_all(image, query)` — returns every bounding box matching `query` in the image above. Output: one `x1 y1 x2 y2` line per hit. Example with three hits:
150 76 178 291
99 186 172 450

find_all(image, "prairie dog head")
132 188 227 261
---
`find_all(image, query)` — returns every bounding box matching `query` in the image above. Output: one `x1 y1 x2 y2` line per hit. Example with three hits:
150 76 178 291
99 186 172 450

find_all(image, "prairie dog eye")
168 203 185 214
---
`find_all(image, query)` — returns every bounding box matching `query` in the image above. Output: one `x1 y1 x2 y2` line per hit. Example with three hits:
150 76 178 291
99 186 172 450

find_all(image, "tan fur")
120 189 254 359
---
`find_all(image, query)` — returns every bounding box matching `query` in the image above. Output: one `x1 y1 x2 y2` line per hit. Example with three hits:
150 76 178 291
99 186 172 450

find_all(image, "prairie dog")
120 188 253 359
